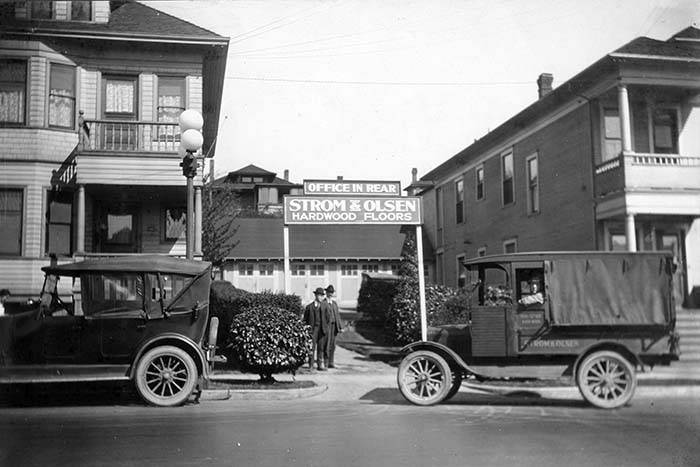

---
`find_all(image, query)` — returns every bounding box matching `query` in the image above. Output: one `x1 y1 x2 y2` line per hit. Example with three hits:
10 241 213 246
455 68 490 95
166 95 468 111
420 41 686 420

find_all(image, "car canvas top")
41 255 211 277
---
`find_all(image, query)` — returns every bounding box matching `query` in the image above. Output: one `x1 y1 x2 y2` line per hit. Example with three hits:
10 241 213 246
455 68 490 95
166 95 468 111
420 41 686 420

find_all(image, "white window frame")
309 264 325 276
341 263 359 276
258 263 274 276
237 263 254 276
526 152 539 215
291 263 306 276
503 238 517 254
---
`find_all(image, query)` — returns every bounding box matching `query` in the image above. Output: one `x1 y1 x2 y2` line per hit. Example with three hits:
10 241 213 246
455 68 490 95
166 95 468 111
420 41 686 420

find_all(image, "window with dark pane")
46 190 73 256
652 108 679 154
71 0 91 20
49 64 76 128
32 0 53 19
502 151 514 205
0 59 26 124
475 166 484 200
0 188 23 256
455 178 464 224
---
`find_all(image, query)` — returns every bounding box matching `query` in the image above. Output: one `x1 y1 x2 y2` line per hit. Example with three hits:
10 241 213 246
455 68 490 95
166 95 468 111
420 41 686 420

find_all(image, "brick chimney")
283 169 289 181
412 167 418 183
537 73 553 99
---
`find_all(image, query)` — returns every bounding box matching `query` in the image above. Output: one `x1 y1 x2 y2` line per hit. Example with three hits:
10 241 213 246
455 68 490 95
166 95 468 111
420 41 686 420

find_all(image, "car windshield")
40 274 59 305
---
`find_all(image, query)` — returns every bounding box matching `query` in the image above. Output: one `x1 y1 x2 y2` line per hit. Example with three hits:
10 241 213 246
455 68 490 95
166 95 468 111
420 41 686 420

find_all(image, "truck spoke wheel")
398 350 452 406
135 346 197 407
577 350 637 409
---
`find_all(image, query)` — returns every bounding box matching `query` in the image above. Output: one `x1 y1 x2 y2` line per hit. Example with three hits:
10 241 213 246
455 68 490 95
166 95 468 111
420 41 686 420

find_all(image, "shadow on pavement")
0 382 145 408
359 387 588 408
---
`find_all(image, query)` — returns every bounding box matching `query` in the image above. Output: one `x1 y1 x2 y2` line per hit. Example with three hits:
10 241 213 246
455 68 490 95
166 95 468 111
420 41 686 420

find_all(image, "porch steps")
676 309 700 362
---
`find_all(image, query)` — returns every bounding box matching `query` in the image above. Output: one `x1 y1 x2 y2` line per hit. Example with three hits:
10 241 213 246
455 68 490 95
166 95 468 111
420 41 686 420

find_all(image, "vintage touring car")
397 252 680 409
0 256 222 407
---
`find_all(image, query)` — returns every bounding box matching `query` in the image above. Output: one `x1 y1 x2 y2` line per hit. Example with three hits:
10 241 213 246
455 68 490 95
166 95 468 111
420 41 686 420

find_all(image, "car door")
80 272 147 363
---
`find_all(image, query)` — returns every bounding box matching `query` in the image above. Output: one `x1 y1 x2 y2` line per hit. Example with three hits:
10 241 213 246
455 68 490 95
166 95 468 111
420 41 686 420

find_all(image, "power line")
224 76 532 86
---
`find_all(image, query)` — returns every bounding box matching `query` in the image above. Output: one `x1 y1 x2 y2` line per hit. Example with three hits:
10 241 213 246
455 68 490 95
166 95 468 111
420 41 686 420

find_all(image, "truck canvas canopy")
546 253 673 326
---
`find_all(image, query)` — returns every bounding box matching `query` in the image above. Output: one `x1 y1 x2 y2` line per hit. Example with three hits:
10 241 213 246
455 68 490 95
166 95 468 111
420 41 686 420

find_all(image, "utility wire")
224 76 532 86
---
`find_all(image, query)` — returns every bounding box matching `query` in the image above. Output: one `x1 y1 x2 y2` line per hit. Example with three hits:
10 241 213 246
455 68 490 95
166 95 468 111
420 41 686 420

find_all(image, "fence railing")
595 152 700 196
79 116 180 153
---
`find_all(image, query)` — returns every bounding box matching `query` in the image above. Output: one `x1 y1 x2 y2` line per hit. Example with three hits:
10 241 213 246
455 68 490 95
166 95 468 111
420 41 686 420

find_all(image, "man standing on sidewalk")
304 287 331 371
325 285 343 369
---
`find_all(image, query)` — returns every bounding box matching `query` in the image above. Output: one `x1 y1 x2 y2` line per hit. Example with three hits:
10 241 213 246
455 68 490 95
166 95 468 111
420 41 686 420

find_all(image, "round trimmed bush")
226 305 311 382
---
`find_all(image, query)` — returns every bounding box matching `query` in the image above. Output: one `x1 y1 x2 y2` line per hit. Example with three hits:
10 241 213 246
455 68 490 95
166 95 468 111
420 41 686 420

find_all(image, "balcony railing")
595 152 700 197
79 118 180 153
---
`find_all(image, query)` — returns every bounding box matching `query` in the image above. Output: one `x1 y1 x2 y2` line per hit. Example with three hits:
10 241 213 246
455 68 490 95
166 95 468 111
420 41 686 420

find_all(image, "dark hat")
325 285 335 294
313 287 326 295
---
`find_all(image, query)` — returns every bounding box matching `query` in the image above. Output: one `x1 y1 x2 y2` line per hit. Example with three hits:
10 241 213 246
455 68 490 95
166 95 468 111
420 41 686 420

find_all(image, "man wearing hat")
303 287 332 371
324 285 343 368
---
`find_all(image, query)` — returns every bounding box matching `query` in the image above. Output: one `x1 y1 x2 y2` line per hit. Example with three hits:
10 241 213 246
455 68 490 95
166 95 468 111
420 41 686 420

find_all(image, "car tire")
397 350 452 406
576 350 637 409
135 346 198 407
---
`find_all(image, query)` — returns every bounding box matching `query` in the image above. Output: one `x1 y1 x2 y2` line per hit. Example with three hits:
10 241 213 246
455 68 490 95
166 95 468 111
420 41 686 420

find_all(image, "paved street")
1 389 699 467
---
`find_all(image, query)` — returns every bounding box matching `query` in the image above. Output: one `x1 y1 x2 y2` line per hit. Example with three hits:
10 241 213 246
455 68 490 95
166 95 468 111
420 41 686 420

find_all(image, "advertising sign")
303 180 401 197
284 195 422 225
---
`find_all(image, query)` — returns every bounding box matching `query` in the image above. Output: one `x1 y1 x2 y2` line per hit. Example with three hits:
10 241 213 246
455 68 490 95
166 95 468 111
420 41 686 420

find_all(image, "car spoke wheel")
576 350 637 409
397 350 452 406
135 346 197 407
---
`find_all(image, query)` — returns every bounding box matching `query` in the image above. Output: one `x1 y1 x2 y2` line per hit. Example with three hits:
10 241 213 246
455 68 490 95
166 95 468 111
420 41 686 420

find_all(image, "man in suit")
324 285 343 369
303 287 332 371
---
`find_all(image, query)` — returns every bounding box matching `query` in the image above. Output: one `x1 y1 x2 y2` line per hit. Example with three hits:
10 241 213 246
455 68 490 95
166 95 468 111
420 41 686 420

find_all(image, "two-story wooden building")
412 27 700 306
0 1 228 299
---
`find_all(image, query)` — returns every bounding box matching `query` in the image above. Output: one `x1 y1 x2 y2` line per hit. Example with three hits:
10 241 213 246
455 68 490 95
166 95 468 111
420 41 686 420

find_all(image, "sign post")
283 180 428 341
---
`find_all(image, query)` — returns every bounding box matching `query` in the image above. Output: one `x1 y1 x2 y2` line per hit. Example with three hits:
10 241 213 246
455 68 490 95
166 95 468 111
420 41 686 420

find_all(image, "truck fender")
571 341 642 378
400 341 479 376
130 333 209 380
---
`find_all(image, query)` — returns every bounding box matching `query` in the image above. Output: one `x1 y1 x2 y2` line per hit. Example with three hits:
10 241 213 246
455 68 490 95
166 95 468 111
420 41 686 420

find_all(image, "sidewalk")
201 316 700 403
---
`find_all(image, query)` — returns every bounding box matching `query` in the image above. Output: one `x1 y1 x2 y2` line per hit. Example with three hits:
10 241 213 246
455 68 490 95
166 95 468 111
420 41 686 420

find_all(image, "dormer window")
27 1 92 21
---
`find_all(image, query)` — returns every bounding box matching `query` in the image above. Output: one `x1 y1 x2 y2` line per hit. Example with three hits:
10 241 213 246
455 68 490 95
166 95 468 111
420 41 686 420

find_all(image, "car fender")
130 333 209 379
400 341 479 376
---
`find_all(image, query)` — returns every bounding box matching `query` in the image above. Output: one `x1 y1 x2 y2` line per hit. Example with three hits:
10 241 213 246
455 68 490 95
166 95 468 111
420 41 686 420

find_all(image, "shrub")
209 280 303 349
356 274 400 322
386 280 471 344
226 306 311 382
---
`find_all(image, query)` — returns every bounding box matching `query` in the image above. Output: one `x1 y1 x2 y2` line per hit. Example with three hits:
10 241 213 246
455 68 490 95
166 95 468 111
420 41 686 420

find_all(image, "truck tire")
135 346 198 407
397 350 453 406
444 373 463 401
576 350 637 409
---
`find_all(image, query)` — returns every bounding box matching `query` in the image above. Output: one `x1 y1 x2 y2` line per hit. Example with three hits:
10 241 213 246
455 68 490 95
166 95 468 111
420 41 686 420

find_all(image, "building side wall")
434 104 596 287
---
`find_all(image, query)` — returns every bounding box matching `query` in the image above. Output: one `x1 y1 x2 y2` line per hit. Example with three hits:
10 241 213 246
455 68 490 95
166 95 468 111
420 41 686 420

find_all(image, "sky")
145 0 699 190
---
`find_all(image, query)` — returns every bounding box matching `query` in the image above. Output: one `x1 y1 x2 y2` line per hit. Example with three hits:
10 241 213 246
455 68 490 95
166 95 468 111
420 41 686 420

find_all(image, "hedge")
356 274 400 321
209 280 303 349
226 305 311 382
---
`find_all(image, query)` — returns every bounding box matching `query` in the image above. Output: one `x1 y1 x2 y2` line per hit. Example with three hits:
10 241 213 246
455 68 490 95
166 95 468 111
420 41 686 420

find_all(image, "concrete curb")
199 382 328 401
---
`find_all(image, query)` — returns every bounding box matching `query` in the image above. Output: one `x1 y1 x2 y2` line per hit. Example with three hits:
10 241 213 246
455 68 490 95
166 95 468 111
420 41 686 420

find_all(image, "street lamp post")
179 110 204 260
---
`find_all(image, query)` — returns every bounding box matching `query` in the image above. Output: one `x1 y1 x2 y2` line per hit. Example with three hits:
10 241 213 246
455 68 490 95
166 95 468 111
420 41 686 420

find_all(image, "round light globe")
179 109 204 132
181 129 203 151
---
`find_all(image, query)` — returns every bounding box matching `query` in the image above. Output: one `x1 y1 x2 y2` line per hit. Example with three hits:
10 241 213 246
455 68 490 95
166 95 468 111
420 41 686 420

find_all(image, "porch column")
617 84 633 153
194 186 202 256
625 213 637 251
76 184 85 253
